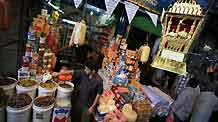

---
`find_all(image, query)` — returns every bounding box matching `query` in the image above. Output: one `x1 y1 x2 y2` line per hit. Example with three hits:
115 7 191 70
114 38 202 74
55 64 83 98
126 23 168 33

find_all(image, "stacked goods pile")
103 109 128 122
43 49 54 72
98 90 116 114
125 50 138 79
133 99 153 122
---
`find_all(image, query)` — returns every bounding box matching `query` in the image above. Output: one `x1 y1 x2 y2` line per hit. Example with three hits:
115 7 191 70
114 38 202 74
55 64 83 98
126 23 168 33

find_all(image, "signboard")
160 49 185 62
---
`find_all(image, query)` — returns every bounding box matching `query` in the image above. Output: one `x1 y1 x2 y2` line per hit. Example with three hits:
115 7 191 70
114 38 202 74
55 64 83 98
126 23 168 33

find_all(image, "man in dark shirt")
53 60 103 122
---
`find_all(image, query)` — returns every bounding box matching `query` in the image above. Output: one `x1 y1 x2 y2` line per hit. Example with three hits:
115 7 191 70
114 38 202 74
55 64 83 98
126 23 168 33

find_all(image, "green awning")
131 16 162 36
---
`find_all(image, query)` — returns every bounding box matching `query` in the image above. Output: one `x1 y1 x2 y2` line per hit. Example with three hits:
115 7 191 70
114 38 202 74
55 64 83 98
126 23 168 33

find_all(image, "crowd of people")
166 72 218 122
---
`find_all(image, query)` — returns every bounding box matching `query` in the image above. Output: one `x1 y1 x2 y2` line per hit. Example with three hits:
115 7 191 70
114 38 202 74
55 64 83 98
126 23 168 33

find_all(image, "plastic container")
16 80 38 98
18 68 30 81
7 94 32 122
122 104 137 122
38 81 57 97
0 107 5 122
0 77 17 97
33 96 55 122
38 86 57 97
7 104 32 122
57 82 74 99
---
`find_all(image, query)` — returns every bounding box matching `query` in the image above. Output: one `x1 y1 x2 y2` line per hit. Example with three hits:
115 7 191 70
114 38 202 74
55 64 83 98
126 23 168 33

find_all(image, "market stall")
97 34 174 122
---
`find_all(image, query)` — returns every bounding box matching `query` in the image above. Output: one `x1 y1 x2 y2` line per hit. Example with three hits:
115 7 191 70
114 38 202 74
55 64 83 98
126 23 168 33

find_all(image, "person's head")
83 59 100 75
61 66 68 70
72 63 85 70
187 77 199 88
85 45 98 60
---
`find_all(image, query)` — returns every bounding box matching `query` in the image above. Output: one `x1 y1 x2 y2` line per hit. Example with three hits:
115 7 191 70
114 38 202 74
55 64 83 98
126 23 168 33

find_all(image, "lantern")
151 0 205 75
139 44 150 63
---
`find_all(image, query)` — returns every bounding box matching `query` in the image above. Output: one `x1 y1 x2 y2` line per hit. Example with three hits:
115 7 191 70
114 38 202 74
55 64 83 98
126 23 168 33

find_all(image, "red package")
47 32 56 49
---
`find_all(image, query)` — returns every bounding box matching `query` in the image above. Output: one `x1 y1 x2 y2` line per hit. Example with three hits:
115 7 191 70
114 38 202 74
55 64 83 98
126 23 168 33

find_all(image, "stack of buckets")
0 77 74 122
0 77 17 122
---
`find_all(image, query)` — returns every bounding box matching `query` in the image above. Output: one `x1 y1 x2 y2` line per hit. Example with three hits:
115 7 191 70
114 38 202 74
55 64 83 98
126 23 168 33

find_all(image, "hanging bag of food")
69 20 87 46
139 43 150 63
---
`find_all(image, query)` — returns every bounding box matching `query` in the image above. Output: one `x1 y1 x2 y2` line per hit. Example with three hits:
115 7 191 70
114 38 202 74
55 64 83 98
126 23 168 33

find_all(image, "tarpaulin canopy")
131 15 162 36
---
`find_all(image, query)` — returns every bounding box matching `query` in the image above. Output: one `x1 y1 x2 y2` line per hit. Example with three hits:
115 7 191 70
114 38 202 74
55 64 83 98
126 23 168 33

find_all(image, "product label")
52 107 70 122
36 113 43 120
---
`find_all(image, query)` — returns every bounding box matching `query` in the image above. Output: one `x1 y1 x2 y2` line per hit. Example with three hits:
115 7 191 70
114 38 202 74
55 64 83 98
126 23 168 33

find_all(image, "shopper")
209 85 218 122
166 78 200 122
53 59 103 122
138 61 150 85
190 83 218 122
151 69 166 86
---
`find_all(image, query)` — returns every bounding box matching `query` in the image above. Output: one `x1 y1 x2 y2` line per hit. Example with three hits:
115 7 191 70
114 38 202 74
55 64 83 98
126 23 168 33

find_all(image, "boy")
53 59 103 122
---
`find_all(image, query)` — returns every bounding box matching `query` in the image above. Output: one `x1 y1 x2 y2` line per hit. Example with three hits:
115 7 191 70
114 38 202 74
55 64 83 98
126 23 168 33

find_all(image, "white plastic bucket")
0 77 17 97
38 86 57 97
16 83 38 98
33 97 55 122
0 107 5 122
38 83 57 97
57 82 74 99
7 103 32 122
